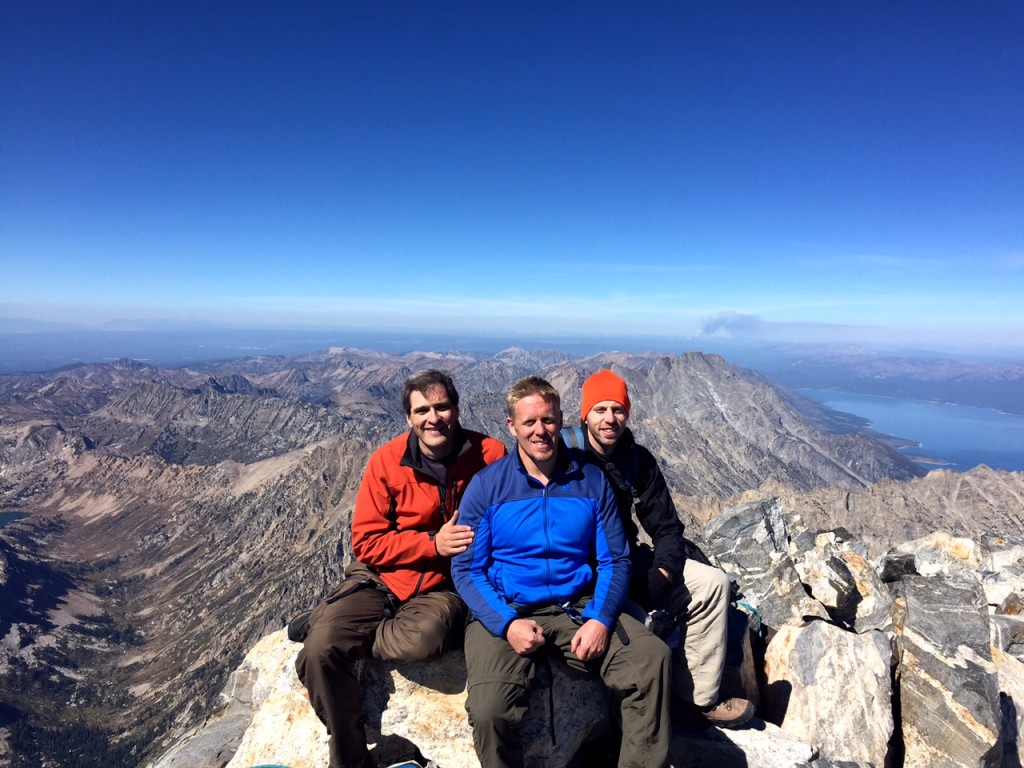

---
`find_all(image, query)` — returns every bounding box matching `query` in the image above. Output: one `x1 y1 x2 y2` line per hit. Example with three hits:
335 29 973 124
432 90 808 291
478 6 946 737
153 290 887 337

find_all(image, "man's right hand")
505 619 545 655
434 509 474 557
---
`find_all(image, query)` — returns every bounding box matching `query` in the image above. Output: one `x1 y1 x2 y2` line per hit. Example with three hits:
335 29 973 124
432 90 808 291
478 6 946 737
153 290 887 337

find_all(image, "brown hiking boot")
700 697 754 729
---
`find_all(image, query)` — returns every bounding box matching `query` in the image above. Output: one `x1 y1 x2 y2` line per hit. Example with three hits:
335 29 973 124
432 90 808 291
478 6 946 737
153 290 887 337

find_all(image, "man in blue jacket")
452 376 671 768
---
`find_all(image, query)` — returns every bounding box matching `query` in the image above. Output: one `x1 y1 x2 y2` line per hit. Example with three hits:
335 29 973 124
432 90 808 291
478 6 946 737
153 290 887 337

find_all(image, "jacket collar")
400 426 469 471
515 438 585 484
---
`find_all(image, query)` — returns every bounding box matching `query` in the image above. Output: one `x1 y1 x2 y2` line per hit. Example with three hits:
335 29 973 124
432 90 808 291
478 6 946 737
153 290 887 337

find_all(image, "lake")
0 511 29 529
799 390 1024 473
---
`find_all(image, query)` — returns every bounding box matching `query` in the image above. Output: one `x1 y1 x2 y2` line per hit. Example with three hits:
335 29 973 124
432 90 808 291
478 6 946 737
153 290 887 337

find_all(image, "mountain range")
1 346 1021 767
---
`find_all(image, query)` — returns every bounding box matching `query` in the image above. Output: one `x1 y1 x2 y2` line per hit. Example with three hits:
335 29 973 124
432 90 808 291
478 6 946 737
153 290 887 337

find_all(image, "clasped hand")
570 619 609 662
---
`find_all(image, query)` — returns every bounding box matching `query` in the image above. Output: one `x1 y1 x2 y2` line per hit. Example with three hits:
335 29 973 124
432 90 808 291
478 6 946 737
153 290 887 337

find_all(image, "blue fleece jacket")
452 445 631 639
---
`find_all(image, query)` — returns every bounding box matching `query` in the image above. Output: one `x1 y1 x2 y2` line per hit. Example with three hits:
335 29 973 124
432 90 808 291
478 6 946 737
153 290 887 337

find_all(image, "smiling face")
406 385 459 459
507 393 563 478
584 399 628 456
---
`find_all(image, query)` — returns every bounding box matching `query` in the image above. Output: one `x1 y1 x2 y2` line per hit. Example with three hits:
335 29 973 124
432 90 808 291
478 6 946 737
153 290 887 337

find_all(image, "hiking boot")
700 697 754 729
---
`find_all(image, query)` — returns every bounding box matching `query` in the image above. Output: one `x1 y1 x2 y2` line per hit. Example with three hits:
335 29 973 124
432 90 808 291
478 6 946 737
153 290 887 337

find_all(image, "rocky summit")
0 347 1021 767
154 499 1024 768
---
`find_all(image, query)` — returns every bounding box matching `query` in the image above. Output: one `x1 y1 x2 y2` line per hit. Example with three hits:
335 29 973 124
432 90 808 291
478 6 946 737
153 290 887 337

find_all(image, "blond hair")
506 376 561 419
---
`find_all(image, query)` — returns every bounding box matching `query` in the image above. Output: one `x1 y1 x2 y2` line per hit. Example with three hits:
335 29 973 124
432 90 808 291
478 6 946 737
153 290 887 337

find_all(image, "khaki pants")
625 556 732 708
463 601 671 768
675 558 732 707
295 562 466 768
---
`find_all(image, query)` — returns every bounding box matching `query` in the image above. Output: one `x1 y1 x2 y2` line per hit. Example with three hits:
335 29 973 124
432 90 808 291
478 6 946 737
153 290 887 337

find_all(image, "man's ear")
506 416 515 436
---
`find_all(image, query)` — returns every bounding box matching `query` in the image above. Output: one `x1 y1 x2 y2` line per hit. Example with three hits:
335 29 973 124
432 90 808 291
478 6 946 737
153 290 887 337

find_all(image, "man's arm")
581 470 632 629
635 446 686 580
451 469 520 639
351 448 438 567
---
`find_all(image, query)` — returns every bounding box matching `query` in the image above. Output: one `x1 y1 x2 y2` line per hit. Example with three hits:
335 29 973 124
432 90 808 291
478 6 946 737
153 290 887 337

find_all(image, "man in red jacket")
296 369 506 768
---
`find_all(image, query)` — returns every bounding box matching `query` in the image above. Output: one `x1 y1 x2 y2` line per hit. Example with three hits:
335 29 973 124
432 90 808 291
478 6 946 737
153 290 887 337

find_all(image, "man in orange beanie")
573 369 754 729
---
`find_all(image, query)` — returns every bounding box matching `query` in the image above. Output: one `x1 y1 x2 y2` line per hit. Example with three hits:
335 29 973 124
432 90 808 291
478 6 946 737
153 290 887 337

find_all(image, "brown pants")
295 562 466 768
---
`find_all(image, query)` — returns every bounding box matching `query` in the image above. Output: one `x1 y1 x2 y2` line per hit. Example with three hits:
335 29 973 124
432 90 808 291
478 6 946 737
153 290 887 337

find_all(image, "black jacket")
579 427 687 585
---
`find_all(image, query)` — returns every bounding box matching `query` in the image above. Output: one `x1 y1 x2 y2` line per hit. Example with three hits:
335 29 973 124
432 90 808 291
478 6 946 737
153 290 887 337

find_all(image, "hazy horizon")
3 321 1023 378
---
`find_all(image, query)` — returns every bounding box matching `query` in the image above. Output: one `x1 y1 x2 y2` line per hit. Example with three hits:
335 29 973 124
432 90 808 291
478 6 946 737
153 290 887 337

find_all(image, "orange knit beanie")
580 370 631 421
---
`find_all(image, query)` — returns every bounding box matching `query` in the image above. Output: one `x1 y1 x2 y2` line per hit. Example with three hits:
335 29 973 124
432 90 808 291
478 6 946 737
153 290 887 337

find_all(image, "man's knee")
637 630 672 670
299 596 385 681
686 561 731 606
607 629 671 689
466 681 527 730
375 592 465 662
297 625 363 681
377 619 451 663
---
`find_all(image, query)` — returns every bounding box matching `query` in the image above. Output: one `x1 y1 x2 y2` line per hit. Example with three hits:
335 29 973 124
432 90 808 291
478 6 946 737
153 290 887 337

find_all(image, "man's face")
584 399 628 455
406 385 459 459
508 394 563 469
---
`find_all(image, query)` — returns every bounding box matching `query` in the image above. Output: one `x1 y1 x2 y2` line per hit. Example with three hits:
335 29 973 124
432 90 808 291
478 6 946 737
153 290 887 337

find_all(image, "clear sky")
2 1 1022 353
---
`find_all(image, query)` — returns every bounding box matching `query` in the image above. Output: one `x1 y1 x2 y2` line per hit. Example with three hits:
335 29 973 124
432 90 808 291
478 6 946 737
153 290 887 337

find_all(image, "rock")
992 614 1024 660
669 719 816 768
720 606 762 710
840 549 894 633
994 648 1024 767
155 629 609 768
147 496 1024 768
762 621 893 766
981 567 1024 613
156 625 822 768
896 531 985 577
1001 592 1024 616
705 498 828 635
792 548 859 627
877 551 917 583
150 631 324 768
891 574 1003 768
978 534 1024 573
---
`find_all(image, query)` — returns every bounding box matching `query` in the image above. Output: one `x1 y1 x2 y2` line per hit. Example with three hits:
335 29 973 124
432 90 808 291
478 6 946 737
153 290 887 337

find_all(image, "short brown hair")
506 376 560 419
402 370 459 415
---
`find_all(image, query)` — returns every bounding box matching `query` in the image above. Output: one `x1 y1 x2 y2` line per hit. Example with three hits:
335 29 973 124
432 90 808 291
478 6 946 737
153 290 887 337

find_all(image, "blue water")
0 511 29 528
800 390 1024 472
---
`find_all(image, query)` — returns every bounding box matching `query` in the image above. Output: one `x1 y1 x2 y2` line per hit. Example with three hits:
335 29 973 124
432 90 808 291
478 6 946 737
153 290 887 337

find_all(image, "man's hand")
506 619 545 655
434 509 474 557
647 566 674 609
570 619 609 662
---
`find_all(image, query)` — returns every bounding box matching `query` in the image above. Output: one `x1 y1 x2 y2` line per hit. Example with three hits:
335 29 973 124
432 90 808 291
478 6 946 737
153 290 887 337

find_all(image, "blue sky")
2 1 1022 353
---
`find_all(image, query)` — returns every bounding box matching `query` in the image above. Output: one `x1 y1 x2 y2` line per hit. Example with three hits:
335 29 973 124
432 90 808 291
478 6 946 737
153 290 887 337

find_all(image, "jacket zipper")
542 485 554 605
